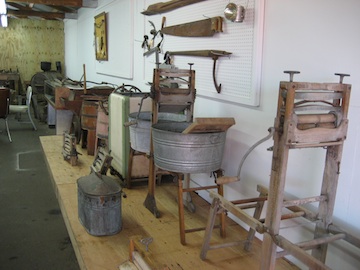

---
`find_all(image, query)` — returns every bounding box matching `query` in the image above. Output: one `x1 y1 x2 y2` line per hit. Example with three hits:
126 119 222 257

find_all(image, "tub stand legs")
183 174 196 213
177 170 225 245
144 149 160 218
144 193 160 218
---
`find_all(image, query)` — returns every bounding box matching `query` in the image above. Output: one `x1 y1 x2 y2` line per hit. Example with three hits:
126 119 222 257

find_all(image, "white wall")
64 0 360 268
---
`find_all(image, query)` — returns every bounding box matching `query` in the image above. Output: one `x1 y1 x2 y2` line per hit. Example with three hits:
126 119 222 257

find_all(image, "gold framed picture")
94 12 108 61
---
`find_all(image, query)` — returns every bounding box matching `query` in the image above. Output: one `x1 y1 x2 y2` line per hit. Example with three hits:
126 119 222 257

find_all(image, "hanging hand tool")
165 50 232 93
161 16 223 37
143 19 165 58
141 35 149 50
143 19 166 70
141 0 208 15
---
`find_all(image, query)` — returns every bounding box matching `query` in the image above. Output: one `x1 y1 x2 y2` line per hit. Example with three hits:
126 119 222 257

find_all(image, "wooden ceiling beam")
51 5 77 13
6 2 31 10
7 9 65 19
6 0 83 8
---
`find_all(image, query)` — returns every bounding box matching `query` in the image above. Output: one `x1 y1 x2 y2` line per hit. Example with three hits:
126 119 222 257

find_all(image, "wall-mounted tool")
165 50 232 93
161 16 223 37
142 20 164 54
224 2 246 23
141 0 207 16
142 19 165 68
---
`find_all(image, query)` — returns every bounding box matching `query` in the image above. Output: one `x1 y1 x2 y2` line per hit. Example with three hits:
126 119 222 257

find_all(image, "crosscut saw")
141 0 208 16
161 16 223 37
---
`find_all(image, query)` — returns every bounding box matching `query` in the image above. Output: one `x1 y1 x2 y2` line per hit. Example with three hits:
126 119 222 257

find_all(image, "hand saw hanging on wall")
141 0 208 15
161 16 223 37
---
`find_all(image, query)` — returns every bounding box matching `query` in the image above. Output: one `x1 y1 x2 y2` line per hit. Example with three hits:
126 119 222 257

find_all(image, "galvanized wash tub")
151 122 226 173
128 111 186 154
77 172 122 236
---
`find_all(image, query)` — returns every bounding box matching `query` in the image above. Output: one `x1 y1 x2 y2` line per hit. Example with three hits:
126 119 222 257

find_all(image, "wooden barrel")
81 100 98 130
96 101 109 139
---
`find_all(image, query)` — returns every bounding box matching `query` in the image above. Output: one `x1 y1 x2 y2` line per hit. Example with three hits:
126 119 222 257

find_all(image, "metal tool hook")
212 56 221 93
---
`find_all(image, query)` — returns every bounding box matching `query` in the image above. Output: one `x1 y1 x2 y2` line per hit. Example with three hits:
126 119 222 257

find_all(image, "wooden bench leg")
177 170 225 245
244 185 268 251
215 169 226 238
200 197 221 260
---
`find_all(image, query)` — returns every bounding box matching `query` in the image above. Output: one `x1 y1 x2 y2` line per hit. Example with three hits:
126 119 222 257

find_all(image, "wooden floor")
40 135 298 270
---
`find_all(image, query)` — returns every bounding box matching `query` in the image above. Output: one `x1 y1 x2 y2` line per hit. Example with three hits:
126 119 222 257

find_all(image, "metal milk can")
77 172 122 236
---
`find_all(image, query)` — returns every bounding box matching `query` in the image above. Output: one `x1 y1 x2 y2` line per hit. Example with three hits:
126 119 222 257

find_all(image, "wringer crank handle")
284 71 350 83
335 73 350 83
216 127 275 185
284 70 300 82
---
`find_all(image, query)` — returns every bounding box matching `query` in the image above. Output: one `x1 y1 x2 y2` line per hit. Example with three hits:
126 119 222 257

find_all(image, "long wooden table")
40 135 298 270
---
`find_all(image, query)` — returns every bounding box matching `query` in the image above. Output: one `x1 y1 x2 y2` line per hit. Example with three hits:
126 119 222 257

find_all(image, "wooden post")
261 85 295 270
83 64 87 95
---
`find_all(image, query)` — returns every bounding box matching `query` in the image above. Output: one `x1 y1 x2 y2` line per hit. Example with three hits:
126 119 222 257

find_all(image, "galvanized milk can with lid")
77 171 122 236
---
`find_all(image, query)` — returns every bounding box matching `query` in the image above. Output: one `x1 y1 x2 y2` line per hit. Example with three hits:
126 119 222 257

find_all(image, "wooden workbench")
0 72 21 103
40 135 298 270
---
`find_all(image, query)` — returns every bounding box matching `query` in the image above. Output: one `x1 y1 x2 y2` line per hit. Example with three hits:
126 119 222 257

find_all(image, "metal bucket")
128 111 186 154
152 122 226 173
77 172 122 236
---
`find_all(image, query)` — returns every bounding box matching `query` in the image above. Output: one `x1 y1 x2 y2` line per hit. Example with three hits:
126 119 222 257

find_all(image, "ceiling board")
5 0 97 20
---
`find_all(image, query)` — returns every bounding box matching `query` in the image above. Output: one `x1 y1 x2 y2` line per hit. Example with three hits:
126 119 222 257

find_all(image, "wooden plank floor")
40 135 298 270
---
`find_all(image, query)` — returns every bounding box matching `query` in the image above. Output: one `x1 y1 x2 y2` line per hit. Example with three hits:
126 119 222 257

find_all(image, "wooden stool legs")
177 171 225 245
200 184 268 260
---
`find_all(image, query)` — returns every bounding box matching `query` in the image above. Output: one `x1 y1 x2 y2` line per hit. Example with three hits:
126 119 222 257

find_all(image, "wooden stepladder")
261 72 354 269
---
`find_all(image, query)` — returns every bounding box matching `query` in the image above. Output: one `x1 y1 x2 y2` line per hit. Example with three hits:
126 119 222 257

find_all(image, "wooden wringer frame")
144 67 229 245
144 67 196 219
200 71 360 269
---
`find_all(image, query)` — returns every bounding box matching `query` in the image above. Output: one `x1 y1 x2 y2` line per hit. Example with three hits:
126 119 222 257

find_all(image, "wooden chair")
0 87 12 142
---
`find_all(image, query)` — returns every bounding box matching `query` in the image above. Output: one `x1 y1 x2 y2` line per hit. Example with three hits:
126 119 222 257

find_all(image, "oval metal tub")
129 111 186 154
152 122 226 173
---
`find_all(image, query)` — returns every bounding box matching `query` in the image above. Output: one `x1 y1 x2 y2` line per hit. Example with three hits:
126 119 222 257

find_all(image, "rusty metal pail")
77 172 122 236
151 122 226 173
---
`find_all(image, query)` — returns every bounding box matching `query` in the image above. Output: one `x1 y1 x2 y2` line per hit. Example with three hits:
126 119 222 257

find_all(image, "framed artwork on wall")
94 1 133 79
94 12 108 61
